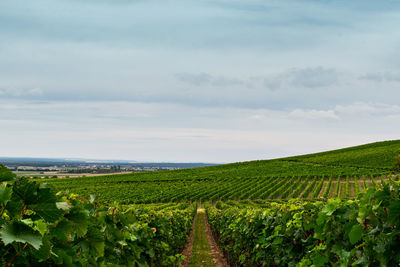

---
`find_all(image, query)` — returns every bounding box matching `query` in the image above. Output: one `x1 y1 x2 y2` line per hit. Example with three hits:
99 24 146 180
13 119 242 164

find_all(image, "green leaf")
12 178 40 203
349 224 363 245
312 253 329 267
0 165 16 182
316 213 327 226
51 219 74 241
388 200 400 226
13 178 56 205
0 184 12 205
35 235 52 260
5 195 24 218
66 210 88 238
91 241 105 257
27 203 64 223
273 236 283 245
86 225 105 257
0 221 42 249
322 203 338 216
146 248 155 258
239 254 246 264
34 219 48 236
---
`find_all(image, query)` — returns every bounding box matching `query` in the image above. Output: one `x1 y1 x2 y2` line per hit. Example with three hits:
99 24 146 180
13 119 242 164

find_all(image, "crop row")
287 140 400 169
39 158 393 185
206 178 400 265
42 174 397 203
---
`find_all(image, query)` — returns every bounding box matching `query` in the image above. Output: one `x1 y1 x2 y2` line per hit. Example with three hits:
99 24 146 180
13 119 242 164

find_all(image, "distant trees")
394 154 400 172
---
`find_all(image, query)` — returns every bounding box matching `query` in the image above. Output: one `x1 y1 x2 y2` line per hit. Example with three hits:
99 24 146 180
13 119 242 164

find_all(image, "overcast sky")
1 0 400 163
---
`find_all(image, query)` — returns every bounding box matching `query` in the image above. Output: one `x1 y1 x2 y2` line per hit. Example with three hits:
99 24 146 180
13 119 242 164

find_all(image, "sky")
1 0 400 163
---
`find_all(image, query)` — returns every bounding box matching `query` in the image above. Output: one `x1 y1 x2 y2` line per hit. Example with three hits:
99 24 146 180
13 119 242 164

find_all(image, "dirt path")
203 209 229 267
183 208 229 267
181 213 197 267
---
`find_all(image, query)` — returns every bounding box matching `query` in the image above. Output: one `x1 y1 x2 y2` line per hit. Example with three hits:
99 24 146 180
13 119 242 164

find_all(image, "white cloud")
288 108 339 120
175 67 340 92
335 102 400 116
0 87 23 97
359 71 400 83
264 67 340 90
174 72 244 87
0 87 43 97
27 88 43 95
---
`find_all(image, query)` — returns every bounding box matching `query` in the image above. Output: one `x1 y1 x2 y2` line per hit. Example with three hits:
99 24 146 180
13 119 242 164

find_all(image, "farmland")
1 140 400 266
206 183 400 266
39 140 400 203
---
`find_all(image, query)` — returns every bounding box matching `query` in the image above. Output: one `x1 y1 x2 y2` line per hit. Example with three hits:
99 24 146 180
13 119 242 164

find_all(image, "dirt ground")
181 213 197 267
181 208 229 267
203 211 229 267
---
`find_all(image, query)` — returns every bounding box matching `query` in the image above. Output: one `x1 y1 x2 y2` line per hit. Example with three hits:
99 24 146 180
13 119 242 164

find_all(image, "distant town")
0 157 218 178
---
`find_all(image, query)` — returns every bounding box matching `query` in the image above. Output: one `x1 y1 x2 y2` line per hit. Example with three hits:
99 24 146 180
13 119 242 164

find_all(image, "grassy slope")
286 140 400 169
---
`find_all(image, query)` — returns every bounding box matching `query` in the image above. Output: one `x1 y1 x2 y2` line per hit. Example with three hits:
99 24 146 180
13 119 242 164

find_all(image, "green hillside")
40 140 400 203
286 139 400 169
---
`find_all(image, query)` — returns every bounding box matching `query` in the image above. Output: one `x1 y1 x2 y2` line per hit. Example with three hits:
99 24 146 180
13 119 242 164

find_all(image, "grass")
189 209 215 267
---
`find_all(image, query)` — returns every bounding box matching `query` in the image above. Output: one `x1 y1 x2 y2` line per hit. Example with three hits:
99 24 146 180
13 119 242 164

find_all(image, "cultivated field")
1 140 400 266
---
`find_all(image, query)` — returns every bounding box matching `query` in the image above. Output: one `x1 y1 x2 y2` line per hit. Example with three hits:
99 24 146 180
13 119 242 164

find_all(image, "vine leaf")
12 178 64 223
67 210 88 238
0 165 16 182
0 221 42 249
0 184 12 205
27 203 64 223
312 253 329 267
349 224 363 245
388 200 400 226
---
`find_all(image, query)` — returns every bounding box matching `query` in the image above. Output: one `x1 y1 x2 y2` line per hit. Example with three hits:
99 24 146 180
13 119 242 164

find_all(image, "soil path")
202 209 229 267
183 208 229 267
181 213 197 267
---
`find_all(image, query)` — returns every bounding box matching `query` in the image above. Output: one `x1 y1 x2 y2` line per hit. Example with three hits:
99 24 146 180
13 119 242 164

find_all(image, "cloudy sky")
1 0 400 163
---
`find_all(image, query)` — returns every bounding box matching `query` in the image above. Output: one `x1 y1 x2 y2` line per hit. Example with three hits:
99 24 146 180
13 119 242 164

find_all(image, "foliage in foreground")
0 164 196 266
206 179 400 266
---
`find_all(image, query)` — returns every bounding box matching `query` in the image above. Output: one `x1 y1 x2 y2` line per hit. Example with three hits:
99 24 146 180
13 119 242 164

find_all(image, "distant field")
41 140 400 203
15 170 133 178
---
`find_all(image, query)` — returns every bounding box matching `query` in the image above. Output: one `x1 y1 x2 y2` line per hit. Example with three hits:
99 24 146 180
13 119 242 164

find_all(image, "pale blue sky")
1 0 400 162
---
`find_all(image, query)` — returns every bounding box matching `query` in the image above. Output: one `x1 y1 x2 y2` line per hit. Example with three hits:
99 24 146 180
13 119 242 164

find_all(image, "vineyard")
1 140 400 266
206 178 400 266
38 140 400 203
40 174 395 203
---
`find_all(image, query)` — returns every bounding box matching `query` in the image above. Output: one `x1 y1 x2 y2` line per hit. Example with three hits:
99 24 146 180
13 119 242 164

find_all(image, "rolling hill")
39 140 400 203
